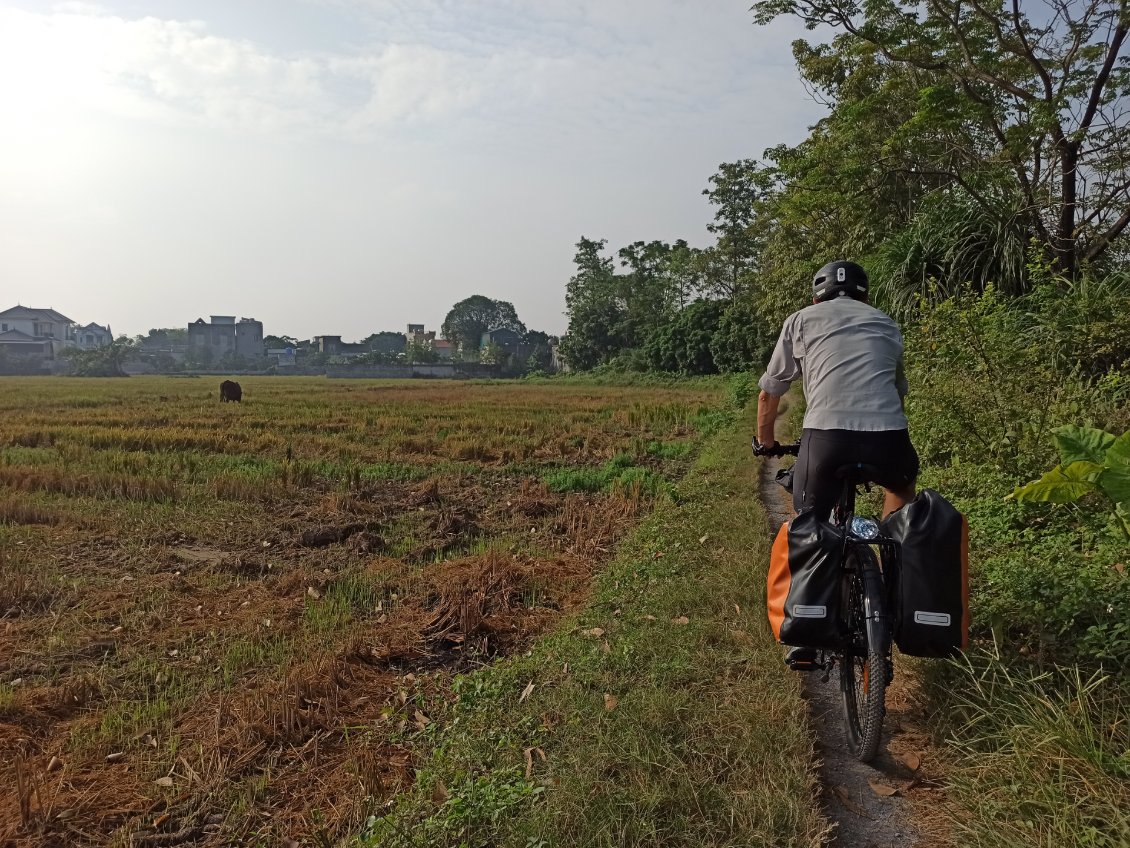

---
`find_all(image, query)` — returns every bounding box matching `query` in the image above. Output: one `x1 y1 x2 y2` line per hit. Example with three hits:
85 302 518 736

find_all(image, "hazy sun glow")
0 1 822 338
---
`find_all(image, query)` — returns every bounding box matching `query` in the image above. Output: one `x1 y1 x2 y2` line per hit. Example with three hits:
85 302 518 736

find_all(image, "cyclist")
754 260 919 665
755 260 918 518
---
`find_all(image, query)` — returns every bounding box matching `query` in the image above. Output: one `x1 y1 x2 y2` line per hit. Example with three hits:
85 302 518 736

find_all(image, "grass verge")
357 404 828 847
920 656 1130 848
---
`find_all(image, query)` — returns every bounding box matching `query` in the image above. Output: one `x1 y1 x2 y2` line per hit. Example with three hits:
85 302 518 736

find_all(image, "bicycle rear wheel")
839 545 888 762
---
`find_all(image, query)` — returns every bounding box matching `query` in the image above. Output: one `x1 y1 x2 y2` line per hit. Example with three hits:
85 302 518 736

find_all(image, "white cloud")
0 1 824 338
0 2 813 141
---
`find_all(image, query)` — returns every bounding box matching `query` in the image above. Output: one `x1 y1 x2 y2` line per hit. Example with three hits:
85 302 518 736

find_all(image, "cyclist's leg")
868 429 920 518
882 485 915 518
791 429 843 518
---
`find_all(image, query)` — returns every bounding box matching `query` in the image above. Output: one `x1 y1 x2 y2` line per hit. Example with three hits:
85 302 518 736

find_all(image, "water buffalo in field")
219 380 242 403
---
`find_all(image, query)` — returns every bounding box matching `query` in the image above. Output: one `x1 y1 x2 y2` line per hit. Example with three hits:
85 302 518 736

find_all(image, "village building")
0 306 112 361
187 316 264 359
311 335 369 357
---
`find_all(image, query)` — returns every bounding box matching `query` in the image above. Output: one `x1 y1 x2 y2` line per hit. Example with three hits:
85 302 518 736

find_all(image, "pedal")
785 648 824 672
787 658 821 672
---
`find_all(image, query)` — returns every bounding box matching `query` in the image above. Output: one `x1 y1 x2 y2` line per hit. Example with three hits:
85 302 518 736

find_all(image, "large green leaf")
1098 431 1130 504
1052 425 1116 465
1012 461 1102 503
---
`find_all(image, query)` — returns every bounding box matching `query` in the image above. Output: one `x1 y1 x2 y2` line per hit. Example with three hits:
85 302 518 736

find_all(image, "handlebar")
752 438 801 458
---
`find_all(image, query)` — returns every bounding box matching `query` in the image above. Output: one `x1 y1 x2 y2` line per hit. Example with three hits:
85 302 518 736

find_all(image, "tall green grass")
927 656 1129 847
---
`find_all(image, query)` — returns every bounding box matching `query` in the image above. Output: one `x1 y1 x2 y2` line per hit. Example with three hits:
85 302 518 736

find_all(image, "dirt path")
759 453 942 848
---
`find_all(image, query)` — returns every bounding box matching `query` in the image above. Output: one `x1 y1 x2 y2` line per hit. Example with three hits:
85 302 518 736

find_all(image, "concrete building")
311 335 369 357
187 316 264 359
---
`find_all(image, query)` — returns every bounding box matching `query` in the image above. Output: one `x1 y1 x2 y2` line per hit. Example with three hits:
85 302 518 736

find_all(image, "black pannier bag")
880 489 969 657
768 509 845 648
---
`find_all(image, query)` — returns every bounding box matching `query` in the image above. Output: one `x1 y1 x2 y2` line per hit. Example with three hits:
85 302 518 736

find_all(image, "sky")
0 1 826 340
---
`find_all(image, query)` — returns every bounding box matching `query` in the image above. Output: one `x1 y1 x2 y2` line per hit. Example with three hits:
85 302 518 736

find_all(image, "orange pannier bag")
767 509 845 648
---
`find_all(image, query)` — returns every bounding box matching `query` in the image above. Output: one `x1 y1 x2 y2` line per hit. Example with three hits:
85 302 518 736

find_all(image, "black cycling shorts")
791 428 919 517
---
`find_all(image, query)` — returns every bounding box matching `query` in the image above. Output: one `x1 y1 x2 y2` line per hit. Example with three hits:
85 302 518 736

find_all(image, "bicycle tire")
839 544 888 762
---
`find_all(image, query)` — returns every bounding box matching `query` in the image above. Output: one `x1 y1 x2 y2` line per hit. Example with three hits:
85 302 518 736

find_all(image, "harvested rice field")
0 376 726 846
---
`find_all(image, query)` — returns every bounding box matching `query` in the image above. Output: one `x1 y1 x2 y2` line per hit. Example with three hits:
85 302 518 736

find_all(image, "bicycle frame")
833 475 897 666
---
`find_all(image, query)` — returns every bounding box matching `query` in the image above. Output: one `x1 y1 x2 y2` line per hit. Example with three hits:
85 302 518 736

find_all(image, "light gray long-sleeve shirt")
758 297 909 431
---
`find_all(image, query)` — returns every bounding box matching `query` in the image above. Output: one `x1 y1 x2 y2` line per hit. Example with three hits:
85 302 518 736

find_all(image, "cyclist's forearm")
757 390 781 446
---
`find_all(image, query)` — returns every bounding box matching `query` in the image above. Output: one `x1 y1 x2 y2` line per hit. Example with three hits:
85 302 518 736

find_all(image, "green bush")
908 280 1130 671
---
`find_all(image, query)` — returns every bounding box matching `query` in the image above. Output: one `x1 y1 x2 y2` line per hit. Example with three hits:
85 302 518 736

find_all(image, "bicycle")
754 438 898 762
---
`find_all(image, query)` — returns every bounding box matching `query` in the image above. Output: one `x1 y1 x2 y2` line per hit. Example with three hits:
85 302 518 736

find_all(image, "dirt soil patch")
1 484 638 846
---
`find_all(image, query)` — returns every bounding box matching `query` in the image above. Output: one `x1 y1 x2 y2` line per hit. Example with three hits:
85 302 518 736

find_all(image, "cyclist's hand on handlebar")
752 438 801 457
752 438 781 457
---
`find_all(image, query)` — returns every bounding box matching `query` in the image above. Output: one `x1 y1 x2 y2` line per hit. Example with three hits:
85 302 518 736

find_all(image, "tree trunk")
1056 140 1079 277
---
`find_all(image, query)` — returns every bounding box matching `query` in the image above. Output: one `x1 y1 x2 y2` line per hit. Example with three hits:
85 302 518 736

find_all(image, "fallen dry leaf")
154 776 174 788
699 534 708 543
105 752 126 763
602 640 611 655
524 747 534 779
47 756 62 772
153 813 170 828
518 681 535 703
898 751 922 771
869 780 899 797
581 627 605 638
672 616 690 625
644 614 656 621
306 586 321 600
734 603 742 615
603 693 619 711
431 779 449 805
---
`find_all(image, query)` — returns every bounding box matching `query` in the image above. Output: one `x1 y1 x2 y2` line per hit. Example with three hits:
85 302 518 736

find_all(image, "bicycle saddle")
834 462 882 484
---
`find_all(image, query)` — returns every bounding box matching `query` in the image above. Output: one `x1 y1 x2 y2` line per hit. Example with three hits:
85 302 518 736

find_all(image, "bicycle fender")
859 557 891 653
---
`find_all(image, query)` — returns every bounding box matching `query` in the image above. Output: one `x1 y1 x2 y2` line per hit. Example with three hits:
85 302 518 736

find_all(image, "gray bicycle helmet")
812 260 869 302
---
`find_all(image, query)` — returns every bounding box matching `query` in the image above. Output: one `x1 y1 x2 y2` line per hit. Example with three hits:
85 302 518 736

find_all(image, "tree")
63 338 134 376
363 332 407 355
405 340 439 363
701 160 777 298
264 334 298 348
560 237 626 370
441 295 525 352
644 300 726 375
615 240 686 348
521 330 554 373
710 296 778 373
754 0 1130 277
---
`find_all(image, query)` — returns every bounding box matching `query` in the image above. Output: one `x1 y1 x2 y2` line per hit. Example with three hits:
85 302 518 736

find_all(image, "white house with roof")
0 306 77 358
0 306 113 360
75 323 114 350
